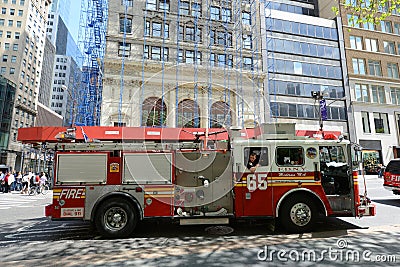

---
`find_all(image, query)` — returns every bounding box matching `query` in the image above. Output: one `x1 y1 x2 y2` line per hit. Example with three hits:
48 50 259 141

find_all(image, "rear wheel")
279 195 318 233
28 186 37 196
41 184 49 195
95 198 138 238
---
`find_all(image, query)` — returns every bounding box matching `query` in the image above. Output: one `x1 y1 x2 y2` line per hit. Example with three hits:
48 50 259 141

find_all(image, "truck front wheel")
95 198 137 238
279 195 318 233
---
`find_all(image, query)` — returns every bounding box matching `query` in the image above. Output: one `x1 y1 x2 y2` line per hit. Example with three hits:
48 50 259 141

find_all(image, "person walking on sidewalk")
0 171 4 193
21 172 30 194
7 172 15 192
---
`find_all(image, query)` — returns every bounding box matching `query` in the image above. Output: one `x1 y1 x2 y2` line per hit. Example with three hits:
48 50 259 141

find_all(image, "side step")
180 217 229 225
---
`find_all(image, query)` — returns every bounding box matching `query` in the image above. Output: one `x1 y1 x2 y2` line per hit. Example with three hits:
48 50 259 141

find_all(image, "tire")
28 186 37 196
279 195 318 233
95 198 138 238
41 185 50 195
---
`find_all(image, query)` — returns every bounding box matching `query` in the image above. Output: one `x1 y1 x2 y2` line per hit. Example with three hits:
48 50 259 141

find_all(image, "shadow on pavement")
0 215 364 243
373 199 400 208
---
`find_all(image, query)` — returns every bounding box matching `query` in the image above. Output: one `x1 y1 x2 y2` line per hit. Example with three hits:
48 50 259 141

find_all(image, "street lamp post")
311 91 326 132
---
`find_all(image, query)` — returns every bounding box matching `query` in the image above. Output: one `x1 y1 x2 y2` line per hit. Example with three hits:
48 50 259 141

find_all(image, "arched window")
141 97 167 127
177 99 200 128
210 101 231 128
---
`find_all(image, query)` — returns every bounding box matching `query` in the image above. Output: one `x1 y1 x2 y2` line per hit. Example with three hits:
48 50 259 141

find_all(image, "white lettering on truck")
60 188 85 199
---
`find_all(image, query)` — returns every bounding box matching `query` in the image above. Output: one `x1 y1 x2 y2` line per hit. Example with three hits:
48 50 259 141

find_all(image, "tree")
333 0 400 24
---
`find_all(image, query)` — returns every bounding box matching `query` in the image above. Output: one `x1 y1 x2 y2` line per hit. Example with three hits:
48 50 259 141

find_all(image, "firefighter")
247 153 260 173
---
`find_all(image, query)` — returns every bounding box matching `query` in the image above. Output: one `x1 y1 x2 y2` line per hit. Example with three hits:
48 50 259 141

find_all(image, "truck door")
234 146 273 217
319 145 355 214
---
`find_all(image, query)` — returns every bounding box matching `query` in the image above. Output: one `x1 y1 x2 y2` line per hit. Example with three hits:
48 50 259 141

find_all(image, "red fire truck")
18 123 375 238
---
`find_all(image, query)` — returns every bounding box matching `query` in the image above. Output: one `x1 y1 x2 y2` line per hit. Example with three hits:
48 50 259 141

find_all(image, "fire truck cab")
18 123 375 238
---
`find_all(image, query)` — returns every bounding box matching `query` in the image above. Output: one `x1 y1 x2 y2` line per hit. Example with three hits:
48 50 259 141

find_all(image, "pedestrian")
0 171 4 193
21 172 30 194
7 172 15 192
15 172 22 191
4 172 10 193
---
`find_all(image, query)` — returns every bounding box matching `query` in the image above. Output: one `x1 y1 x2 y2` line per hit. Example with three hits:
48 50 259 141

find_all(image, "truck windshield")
319 146 346 164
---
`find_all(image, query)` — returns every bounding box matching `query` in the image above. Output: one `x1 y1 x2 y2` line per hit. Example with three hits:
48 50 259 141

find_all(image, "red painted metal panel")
17 126 229 143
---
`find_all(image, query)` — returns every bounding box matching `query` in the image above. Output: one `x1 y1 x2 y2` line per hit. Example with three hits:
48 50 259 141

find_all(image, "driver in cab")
247 153 260 173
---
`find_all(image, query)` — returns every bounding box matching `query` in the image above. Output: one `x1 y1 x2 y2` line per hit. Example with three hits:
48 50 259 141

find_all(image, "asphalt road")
0 175 399 266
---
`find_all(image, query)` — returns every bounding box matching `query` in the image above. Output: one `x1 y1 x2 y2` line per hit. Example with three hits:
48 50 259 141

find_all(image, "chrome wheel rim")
104 207 127 231
290 203 311 227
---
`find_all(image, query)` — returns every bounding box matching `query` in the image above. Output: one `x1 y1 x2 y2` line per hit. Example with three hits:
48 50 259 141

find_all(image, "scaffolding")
79 1 265 129
76 0 108 126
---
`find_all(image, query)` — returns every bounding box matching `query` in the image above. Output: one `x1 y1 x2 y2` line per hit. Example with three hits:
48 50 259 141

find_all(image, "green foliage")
332 0 400 25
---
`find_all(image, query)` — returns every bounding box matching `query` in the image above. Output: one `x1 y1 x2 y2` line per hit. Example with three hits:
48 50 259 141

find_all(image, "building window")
349 36 363 49
146 20 169 39
9 67 15 74
243 57 253 70
177 99 200 128
381 21 393 33
210 29 231 46
0 67 6 74
390 87 400 104
178 25 201 42
368 60 382 76
1 8 5 14
119 16 132 33
144 45 169 61
363 21 375 30
0 19 4 26
14 32 20 39
146 0 157 10
141 97 167 127
118 42 131 57
365 38 378 52
121 0 133 6
179 49 202 64
210 53 232 68
243 35 252 49
159 0 169 12
13 44 18 51
371 85 386 104
179 1 190 15
352 58 366 74
210 101 231 128
2 55 8 62
355 84 370 102
383 41 395 54
387 63 399 78
361 111 371 133
210 6 220 20
347 14 360 28
8 20 13 26
242 12 251 25
374 113 390 134
221 7 231 22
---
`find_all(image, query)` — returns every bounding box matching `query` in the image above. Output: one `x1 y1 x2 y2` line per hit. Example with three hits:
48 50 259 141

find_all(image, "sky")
68 1 82 42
